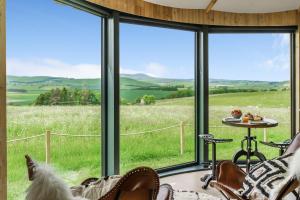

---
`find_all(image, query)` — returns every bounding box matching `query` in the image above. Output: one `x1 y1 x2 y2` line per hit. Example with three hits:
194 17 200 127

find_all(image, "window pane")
120 23 195 173
209 33 291 161
7 1 102 199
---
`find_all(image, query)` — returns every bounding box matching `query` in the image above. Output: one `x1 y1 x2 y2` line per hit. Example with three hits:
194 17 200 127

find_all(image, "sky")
7 0 291 81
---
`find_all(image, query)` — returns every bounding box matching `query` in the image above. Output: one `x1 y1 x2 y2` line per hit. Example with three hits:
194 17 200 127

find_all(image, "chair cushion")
241 153 298 200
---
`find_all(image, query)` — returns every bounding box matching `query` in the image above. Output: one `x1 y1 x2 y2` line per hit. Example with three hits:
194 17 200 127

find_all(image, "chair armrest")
260 141 290 149
274 177 300 200
216 160 246 190
210 181 244 200
157 184 173 200
99 167 159 200
80 177 99 186
25 155 36 181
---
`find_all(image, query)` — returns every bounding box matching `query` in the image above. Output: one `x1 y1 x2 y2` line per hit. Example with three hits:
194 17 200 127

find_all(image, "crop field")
7 90 291 199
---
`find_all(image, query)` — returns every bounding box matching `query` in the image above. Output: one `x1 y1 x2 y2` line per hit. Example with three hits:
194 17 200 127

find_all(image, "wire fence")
7 121 192 163
7 121 290 163
8 122 290 143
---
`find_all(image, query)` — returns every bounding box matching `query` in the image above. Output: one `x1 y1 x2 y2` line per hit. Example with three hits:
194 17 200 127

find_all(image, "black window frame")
118 16 205 175
55 0 297 177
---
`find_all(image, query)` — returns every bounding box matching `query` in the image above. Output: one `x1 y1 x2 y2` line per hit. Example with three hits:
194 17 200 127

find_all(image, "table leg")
232 149 247 164
246 128 251 173
232 128 266 172
212 142 216 177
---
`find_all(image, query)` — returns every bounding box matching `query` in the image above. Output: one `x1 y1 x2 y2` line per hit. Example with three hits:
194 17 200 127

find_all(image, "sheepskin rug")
25 164 87 200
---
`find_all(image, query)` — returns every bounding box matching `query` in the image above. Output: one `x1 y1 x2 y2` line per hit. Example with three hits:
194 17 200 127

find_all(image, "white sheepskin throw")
26 164 87 200
270 149 300 200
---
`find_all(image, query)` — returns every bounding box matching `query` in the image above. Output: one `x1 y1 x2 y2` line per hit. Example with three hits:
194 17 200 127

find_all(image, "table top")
222 118 278 128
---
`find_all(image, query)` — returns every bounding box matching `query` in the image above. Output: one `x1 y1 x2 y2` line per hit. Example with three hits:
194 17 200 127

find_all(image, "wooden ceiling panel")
88 0 298 26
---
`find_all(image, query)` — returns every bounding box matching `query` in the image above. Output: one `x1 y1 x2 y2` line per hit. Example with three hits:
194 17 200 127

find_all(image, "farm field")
7 90 291 199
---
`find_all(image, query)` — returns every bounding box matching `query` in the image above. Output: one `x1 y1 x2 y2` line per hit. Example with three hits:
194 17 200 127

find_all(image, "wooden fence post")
180 121 185 155
45 130 51 164
263 128 267 142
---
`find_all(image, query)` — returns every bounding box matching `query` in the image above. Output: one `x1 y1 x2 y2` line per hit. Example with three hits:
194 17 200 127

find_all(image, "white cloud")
120 62 169 78
272 34 290 48
7 58 175 79
144 62 167 77
120 68 144 75
261 34 290 72
7 58 102 78
263 53 289 71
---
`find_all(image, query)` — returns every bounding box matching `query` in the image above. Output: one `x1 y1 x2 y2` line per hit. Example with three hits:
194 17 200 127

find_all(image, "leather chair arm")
99 167 159 200
210 181 244 200
275 177 300 200
80 177 99 186
157 184 173 200
216 160 246 190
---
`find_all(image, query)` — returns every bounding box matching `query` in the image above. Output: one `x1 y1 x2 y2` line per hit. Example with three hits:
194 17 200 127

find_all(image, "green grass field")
7 90 291 199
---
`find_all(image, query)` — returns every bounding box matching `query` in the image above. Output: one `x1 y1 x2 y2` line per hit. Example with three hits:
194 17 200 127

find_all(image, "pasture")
7 90 291 199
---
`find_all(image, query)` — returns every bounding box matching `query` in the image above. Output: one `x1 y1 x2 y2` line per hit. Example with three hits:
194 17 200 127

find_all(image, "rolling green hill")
7 74 289 105
209 79 289 90
122 73 194 87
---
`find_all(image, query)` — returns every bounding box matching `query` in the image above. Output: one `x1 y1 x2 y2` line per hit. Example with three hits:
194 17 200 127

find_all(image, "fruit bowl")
231 109 242 119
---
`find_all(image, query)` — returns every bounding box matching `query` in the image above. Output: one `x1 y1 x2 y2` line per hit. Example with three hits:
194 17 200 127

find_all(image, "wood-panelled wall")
0 0 6 199
88 0 298 26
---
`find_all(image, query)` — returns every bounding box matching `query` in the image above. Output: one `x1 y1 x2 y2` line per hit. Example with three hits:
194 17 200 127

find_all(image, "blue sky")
209 33 290 81
7 0 290 81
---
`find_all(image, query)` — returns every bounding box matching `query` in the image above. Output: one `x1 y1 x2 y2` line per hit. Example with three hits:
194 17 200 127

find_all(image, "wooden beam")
206 0 218 13
0 0 6 199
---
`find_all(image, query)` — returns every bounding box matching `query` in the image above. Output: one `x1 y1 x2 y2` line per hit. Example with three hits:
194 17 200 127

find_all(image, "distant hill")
7 75 101 92
122 73 194 86
6 74 290 106
8 74 289 91
209 79 289 90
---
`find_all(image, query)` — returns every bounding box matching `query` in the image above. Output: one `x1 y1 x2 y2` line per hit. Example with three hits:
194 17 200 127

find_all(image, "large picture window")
7 1 102 199
5 1 297 195
119 23 196 172
208 33 292 161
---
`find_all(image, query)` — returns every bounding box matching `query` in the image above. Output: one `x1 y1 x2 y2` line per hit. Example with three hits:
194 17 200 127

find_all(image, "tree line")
35 87 100 105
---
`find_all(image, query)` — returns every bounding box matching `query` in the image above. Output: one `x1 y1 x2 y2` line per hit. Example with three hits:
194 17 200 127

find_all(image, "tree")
142 95 156 105
135 96 142 104
60 87 69 103
167 89 194 99
34 88 100 106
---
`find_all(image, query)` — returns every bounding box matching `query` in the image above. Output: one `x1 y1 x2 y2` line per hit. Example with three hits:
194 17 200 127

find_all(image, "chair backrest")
99 167 160 200
284 133 300 155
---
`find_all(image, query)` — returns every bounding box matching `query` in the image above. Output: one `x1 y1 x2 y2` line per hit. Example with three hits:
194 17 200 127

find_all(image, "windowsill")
158 160 260 178
159 165 206 178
